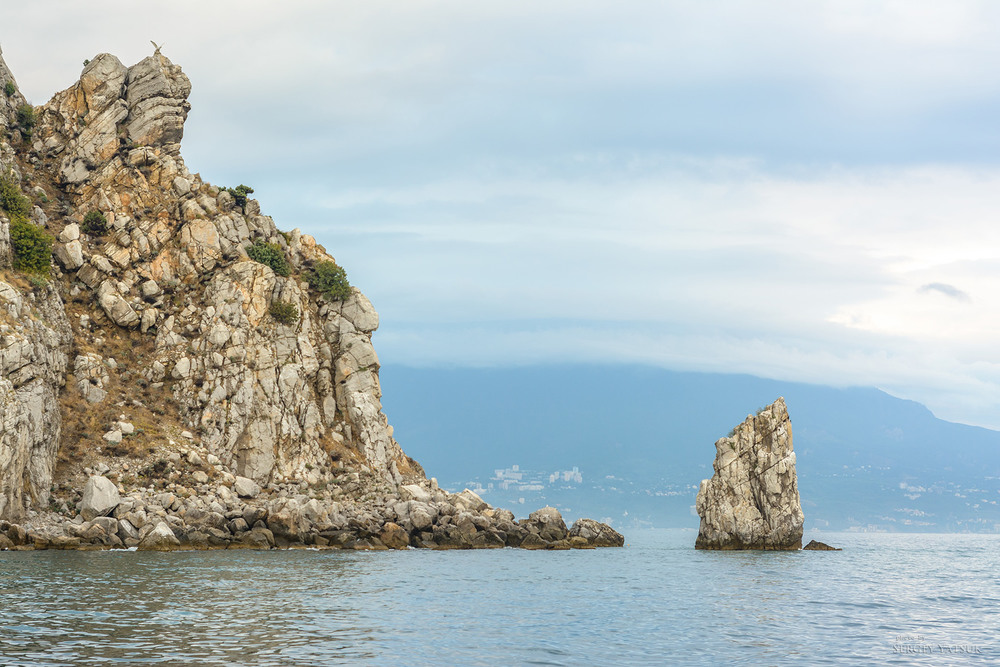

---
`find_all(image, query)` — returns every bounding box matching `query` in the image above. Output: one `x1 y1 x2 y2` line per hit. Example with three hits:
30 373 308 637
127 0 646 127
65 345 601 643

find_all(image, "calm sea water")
0 530 996 665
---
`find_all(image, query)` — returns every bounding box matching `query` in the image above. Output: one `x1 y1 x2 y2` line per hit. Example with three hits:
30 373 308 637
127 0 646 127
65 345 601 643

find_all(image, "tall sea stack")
695 397 804 550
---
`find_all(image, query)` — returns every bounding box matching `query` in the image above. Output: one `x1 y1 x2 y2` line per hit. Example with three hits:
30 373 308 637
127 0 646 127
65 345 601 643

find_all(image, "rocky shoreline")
0 47 629 551
0 466 624 552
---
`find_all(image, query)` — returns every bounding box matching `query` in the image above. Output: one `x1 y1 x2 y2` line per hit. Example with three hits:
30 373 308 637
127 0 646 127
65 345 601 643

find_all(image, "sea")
0 530 995 665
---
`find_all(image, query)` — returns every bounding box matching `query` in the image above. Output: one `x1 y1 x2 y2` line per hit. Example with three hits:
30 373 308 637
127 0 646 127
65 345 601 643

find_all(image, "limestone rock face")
0 48 626 553
695 397 803 550
124 54 192 149
35 52 191 186
0 281 73 522
22 50 415 490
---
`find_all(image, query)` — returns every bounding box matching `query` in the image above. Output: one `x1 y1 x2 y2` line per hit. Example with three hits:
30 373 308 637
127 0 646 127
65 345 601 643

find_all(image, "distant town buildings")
471 464 584 495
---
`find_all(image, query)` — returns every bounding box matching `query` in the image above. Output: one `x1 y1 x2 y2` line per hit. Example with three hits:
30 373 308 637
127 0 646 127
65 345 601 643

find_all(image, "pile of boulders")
0 475 624 552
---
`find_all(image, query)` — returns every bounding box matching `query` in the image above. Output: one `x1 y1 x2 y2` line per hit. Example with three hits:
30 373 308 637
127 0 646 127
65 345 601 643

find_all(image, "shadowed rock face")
695 397 804 550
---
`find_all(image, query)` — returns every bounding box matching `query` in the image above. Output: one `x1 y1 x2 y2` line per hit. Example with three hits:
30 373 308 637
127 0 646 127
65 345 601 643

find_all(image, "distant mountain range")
380 365 1000 532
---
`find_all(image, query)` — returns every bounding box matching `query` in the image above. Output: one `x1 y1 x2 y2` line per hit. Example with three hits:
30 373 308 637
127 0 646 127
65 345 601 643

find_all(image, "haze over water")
0 530 994 665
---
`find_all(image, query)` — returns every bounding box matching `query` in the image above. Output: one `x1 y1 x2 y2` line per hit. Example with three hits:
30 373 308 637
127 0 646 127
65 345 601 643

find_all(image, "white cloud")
3 2 1000 426
309 161 1000 427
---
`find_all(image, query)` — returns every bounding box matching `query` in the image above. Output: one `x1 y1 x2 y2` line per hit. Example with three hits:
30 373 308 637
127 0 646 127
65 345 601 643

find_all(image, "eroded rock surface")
0 46 623 551
0 281 72 522
695 397 803 550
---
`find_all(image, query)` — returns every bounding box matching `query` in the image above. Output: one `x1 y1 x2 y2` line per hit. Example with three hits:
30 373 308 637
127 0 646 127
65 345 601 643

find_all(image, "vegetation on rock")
226 184 254 211
16 104 36 136
246 239 291 276
2 174 52 275
0 173 31 222
10 218 53 275
306 260 351 301
82 210 108 235
4 81 14 97
269 300 299 325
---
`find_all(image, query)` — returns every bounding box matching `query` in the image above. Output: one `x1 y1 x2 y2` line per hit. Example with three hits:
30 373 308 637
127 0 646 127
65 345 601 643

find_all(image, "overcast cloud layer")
4 1 1000 427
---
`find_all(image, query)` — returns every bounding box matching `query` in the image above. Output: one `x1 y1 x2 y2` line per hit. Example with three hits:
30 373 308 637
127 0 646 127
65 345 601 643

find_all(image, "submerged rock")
803 539 841 551
695 397 803 550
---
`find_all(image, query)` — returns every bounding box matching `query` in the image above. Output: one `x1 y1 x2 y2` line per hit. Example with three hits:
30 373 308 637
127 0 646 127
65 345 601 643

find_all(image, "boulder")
59 224 80 243
232 526 275 549
399 483 431 503
97 285 139 328
453 488 488 513
379 522 410 550
408 502 437 531
233 476 260 498
117 519 139 542
569 518 625 547
522 506 569 542
137 521 180 550
519 533 548 550
54 240 84 270
695 397 804 550
80 475 120 521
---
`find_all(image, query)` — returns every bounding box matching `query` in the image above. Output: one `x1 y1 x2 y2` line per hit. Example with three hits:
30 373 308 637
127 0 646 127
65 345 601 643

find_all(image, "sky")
4 1 1000 428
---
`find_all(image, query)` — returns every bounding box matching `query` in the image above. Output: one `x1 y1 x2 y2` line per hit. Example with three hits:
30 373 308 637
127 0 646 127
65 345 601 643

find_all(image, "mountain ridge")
380 364 1000 531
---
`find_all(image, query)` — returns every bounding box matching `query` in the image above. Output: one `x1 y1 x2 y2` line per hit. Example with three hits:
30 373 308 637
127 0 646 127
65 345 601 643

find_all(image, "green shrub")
226 184 254 211
3 82 14 97
82 210 108 235
16 104 36 135
269 300 299 325
306 260 351 301
10 218 52 275
246 239 290 276
0 175 31 221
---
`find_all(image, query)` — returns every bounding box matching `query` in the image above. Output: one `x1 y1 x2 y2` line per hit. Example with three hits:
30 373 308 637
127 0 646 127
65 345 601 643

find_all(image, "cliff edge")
0 48 623 551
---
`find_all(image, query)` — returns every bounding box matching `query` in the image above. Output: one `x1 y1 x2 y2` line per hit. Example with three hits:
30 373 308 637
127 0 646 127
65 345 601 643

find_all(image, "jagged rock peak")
695 397 804 550
0 48 418 521
35 50 191 186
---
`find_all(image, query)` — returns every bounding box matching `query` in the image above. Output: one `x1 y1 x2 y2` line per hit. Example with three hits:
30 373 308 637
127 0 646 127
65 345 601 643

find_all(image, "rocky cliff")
0 47 622 551
695 397 803 550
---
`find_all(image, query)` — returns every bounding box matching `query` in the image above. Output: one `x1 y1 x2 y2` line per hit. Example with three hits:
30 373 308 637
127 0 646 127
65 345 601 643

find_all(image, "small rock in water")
802 540 841 551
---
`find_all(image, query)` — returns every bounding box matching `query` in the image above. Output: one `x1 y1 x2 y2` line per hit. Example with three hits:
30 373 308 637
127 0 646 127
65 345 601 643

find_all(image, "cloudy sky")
5 1 1000 427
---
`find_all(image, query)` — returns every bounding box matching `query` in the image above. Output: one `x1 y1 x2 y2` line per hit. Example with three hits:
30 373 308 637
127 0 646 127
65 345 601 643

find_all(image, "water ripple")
0 532 997 664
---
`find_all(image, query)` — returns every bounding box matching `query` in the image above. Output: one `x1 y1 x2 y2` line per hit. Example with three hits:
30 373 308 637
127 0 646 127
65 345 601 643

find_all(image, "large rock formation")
0 46 623 551
0 281 72 522
25 48 415 489
695 397 803 550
